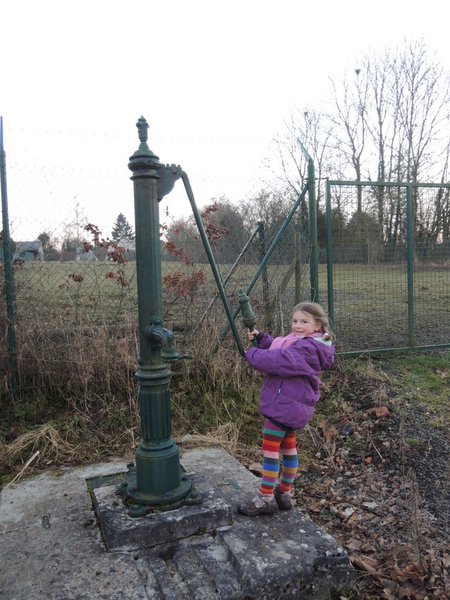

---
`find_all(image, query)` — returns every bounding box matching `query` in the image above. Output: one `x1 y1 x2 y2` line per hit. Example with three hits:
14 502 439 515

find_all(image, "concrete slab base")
0 449 354 600
90 469 234 551
91 448 354 598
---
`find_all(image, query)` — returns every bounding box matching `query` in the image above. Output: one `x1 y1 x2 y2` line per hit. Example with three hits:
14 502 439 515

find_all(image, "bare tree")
270 107 334 207
270 40 450 257
329 69 369 212
329 41 450 251
391 41 450 244
363 49 403 248
394 41 450 182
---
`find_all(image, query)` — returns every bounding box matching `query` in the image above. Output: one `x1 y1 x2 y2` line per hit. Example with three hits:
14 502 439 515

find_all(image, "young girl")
238 302 335 516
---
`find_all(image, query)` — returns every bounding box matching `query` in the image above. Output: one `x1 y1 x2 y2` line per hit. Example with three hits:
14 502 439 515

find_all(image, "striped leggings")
259 419 299 496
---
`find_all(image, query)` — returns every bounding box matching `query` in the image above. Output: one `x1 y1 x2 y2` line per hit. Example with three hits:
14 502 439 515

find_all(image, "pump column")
125 116 192 515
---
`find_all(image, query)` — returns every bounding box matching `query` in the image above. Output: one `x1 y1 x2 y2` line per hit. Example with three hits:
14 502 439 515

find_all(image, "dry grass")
1 424 76 475
177 421 260 466
0 317 257 484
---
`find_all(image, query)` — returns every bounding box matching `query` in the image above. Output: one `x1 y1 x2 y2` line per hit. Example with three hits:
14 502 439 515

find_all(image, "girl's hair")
292 302 335 342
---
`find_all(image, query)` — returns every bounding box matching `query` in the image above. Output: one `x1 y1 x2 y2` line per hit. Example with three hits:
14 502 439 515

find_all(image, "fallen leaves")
298 407 449 599
367 405 392 418
350 553 383 575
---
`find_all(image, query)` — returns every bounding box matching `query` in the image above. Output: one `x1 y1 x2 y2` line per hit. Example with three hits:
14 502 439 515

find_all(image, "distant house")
14 241 44 262
76 246 98 262
113 237 136 261
117 237 135 252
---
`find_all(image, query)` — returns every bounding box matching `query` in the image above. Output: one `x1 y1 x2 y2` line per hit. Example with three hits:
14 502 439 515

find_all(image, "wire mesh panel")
413 185 450 347
10 260 138 326
326 181 450 353
161 196 313 350
223 214 313 341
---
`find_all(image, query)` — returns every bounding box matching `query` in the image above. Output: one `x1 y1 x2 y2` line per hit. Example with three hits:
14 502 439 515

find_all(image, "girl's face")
291 310 321 338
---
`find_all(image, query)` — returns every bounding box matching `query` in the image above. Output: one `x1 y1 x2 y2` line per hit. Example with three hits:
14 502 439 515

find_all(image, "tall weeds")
0 311 260 479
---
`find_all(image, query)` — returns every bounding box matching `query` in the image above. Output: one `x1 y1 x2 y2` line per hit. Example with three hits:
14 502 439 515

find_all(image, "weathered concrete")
90 469 234 551
0 449 354 599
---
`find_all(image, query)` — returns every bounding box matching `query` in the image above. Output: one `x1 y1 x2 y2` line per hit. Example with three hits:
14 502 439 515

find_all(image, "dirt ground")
295 361 450 600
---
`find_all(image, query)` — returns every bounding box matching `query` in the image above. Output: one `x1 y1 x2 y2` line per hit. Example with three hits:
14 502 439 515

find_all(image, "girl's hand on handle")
247 329 259 347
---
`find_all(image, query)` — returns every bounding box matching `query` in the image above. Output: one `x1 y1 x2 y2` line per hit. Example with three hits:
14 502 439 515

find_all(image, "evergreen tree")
111 213 135 241
37 232 51 248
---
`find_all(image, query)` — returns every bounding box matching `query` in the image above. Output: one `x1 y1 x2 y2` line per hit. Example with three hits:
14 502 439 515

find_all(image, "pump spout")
145 318 181 362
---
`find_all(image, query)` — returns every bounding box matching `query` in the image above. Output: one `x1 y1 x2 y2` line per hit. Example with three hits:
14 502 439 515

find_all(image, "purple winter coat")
245 333 335 430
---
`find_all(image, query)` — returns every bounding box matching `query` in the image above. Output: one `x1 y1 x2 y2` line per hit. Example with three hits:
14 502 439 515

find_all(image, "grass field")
7 258 450 353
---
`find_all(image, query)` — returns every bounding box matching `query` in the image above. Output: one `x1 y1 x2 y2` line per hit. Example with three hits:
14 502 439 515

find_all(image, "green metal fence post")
0 116 19 400
256 221 271 327
406 184 415 347
325 180 334 328
307 158 319 302
294 217 302 304
123 117 194 516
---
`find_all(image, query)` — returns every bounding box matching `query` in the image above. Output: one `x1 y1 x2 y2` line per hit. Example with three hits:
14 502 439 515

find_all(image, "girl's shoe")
274 486 293 510
238 493 278 516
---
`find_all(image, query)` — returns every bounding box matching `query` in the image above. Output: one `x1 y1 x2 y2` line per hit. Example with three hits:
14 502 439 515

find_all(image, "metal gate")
325 180 450 355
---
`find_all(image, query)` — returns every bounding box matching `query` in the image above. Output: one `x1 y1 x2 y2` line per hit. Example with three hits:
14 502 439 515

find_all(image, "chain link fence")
163 197 313 345
325 181 450 354
0 125 315 399
2 125 450 399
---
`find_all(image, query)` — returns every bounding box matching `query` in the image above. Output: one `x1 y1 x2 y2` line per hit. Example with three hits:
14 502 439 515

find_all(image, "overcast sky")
2 0 449 240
